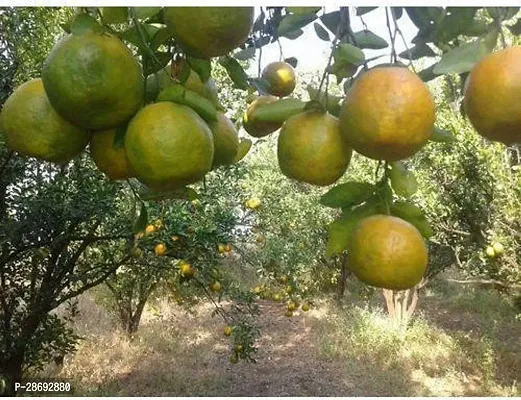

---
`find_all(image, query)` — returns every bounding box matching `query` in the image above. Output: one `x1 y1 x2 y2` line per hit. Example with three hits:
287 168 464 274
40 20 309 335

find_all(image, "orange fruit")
262 61 296 97
155 243 166 256
0 79 90 164
90 129 134 180
243 95 283 138
42 31 143 130
347 215 428 290
340 66 435 161
210 281 222 292
145 224 156 235
464 47 521 145
208 112 239 167
164 7 254 58
224 326 232 336
124 102 214 190
278 111 352 186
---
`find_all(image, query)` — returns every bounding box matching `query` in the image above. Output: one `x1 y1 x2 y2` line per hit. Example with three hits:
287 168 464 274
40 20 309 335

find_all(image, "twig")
385 7 397 63
390 8 414 70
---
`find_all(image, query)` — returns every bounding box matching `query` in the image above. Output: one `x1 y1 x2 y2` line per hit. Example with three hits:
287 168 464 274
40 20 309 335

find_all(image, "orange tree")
2 5 521 394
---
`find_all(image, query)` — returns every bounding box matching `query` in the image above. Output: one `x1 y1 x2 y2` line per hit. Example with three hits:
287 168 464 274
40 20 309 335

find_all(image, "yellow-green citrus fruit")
485 246 496 258
90 129 134 180
492 242 504 255
224 326 232 336
100 7 128 24
42 32 144 130
262 61 296 97
347 215 428 290
340 67 435 161
301 303 310 312
243 95 282 138
164 7 254 58
0 79 90 164
278 111 352 186
210 281 222 292
124 102 214 190
464 47 521 145
208 113 239 167
285 310 293 318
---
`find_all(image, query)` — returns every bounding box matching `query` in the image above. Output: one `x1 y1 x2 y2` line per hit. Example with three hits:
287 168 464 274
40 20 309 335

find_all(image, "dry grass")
37 278 521 396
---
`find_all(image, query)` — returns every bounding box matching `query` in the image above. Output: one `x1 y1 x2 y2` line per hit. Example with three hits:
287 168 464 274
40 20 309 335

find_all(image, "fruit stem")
385 7 398 64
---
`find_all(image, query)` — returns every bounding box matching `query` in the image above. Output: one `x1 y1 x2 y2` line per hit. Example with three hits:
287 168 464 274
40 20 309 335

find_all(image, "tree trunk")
1 353 24 396
336 254 350 300
382 279 424 330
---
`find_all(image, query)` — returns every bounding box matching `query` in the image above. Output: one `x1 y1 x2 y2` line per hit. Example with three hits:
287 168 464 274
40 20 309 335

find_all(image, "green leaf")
508 18 521 35
417 64 438 82
187 57 211 83
396 213 434 239
219 56 249 90
157 84 218 123
334 43 366 66
112 122 129 149
71 13 103 36
391 7 403 20
391 201 424 219
140 187 199 202
320 182 375 209
406 7 444 31
306 85 342 116
320 11 340 35
134 7 162 20
435 7 478 43
353 30 388 50
145 52 171 76
356 7 378 16
431 126 456 143
303 99 326 113
234 47 256 61
249 98 306 123
314 22 330 41
277 12 317 37
433 28 499 75
149 27 171 51
284 57 298 68
234 139 253 163
487 7 519 22
398 43 436 60
133 202 148 235
464 20 491 37
100 7 128 24
325 201 380 257
389 162 418 198
283 29 304 40
286 7 321 15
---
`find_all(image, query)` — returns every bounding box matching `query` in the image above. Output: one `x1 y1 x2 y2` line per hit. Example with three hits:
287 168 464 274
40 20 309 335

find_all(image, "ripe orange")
243 95 283 138
154 243 166 256
145 224 157 235
90 129 134 180
208 112 239 167
42 32 143 130
262 61 296 97
224 326 232 336
340 66 435 161
347 215 428 290
0 79 90 164
164 7 254 58
180 262 196 278
278 111 352 186
464 47 521 145
124 102 214 190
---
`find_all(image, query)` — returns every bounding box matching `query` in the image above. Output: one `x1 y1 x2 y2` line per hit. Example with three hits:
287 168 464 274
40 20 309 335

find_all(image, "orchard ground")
41 268 521 397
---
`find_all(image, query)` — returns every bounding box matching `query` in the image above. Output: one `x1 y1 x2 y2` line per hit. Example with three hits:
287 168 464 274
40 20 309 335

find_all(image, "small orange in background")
262 61 296 98
218 244 226 254
210 281 222 293
154 243 166 256
224 326 232 336
145 224 157 235
225 243 232 253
